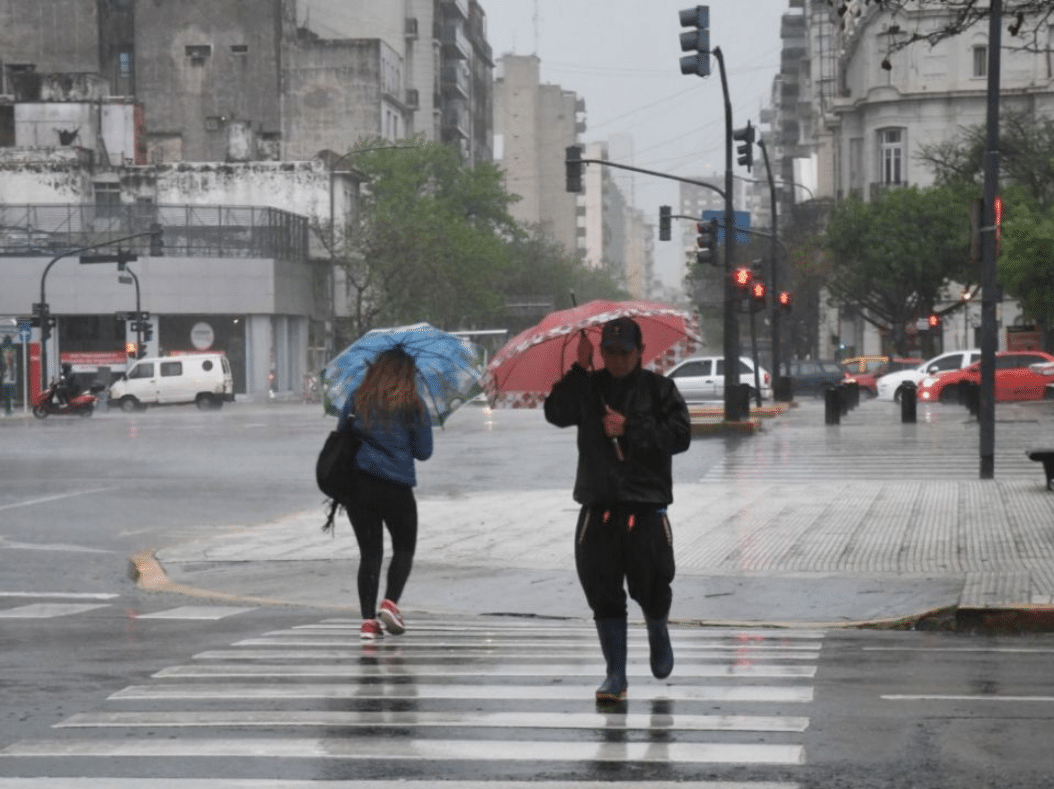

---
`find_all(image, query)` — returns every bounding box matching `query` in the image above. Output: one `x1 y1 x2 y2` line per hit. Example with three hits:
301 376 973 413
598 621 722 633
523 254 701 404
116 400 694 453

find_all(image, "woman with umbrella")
337 347 434 640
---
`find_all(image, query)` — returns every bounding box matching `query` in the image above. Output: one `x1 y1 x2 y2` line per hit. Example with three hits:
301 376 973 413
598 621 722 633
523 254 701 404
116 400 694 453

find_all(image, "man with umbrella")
544 316 691 703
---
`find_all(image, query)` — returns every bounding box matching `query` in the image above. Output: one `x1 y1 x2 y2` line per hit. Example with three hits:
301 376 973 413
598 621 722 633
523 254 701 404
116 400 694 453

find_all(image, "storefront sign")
191 322 215 350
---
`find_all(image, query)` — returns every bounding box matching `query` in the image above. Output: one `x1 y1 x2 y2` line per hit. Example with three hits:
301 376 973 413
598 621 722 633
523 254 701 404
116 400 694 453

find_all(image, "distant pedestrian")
0 338 15 415
544 317 691 703
337 347 434 640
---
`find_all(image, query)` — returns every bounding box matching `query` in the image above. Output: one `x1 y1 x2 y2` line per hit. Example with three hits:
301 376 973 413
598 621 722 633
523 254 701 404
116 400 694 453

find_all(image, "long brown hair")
353 348 427 428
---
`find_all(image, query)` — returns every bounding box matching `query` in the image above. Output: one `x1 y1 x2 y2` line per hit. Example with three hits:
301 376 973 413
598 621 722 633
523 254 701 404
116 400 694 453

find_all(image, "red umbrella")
483 299 701 408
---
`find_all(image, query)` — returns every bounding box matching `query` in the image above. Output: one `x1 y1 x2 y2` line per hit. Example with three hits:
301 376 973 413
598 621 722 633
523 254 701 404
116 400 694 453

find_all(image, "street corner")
670 573 965 630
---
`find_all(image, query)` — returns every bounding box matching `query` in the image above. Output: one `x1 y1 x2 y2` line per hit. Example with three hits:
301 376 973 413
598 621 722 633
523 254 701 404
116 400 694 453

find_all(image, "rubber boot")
645 616 674 679
594 617 628 703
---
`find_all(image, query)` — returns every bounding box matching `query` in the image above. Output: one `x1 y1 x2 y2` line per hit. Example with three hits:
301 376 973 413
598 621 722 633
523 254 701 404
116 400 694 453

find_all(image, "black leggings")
345 473 418 620
574 504 675 621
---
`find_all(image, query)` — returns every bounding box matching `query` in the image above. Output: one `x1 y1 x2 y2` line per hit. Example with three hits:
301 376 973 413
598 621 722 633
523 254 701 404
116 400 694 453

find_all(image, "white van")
109 353 234 412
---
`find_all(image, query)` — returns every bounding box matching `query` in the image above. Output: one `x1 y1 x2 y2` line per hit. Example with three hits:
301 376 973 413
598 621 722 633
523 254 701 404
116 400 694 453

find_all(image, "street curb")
126 550 354 611
128 549 965 631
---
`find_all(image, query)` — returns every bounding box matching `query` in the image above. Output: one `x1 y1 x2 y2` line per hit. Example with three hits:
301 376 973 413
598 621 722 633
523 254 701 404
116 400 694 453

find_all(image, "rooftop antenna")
532 0 540 55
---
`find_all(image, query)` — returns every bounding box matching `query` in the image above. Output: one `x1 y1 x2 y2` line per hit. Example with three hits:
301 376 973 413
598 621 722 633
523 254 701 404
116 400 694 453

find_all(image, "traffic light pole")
756 138 783 399
713 46 742 422
37 229 160 390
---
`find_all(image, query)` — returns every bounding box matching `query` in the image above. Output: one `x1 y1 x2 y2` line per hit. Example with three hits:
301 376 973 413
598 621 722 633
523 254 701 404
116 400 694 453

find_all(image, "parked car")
917 351 1054 403
779 359 844 398
665 355 772 402
875 349 981 402
849 357 920 397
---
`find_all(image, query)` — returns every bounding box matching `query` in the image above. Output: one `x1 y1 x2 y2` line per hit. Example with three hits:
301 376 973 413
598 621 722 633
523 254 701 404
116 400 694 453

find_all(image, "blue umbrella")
322 322 483 424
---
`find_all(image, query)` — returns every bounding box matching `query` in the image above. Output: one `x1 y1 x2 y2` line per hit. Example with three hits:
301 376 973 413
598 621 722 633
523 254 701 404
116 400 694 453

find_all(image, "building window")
231 44 249 56
879 128 904 186
185 45 211 64
973 45 987 78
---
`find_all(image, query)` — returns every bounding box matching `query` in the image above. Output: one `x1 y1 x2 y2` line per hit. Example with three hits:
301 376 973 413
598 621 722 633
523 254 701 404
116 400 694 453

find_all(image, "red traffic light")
777 290 792 308
751 281 766 301
733 267 753 288
927 314 941 328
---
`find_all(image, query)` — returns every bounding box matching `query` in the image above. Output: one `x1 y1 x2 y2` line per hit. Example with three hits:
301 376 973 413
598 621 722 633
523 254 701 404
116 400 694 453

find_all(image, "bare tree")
826 1 1054 53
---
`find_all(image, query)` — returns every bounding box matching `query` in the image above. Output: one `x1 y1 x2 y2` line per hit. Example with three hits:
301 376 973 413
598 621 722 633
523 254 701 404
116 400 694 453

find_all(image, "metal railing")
0 203 308 261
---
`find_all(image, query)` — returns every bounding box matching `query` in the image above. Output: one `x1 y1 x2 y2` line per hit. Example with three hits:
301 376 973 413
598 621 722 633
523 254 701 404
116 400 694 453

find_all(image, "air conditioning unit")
405 89 419 109
405 17 418 38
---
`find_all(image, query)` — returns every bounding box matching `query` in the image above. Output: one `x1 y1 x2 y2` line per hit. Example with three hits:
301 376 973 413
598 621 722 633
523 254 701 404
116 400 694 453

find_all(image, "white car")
665 355 772 402
875 349 981 402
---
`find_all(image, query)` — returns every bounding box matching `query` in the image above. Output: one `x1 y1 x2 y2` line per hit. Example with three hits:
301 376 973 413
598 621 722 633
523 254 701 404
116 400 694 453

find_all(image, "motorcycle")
32 381 98 419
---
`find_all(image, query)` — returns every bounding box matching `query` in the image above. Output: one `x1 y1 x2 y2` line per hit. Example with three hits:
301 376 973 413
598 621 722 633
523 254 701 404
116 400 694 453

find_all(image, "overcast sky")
480 0 791 288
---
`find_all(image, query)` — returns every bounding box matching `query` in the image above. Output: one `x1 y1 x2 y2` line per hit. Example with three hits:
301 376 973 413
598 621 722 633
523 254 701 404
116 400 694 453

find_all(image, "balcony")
441 63 470 98
441 22 470 60
441 0 469 20
442 105 470 140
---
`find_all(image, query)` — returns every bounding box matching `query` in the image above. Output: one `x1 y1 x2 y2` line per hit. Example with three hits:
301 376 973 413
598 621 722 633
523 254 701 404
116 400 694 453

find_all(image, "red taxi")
917 351 1054 403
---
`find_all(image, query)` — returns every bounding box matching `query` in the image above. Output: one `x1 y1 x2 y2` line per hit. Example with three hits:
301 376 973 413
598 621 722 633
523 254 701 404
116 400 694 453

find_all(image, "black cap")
601 317 642 352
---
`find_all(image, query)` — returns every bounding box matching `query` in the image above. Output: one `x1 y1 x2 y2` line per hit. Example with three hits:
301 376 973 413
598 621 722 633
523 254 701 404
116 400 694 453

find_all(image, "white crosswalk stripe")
0 597 256 620
0 616 820 786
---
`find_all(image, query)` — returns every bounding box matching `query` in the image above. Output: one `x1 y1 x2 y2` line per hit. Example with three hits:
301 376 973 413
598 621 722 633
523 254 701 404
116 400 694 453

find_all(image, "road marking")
0 780 800 788
883 694 1054 703
0 603 109 618
153 662 817 679
237 636 823 651
57 709 811 733
110 682 815 703
135 606 256 620
196 647 820 661
0 737 806 764
0 488 116 512
0 592 119 600
865 646 1054 654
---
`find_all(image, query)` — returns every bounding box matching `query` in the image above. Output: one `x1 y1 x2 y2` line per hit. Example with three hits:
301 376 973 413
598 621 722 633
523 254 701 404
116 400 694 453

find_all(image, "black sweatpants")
345 472 418 620
574 504 676 621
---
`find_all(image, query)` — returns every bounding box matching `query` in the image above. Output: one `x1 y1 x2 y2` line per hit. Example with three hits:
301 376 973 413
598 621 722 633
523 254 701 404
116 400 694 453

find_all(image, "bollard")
737 382 751 419
774 375 793 403
824 385 840 425
838 383 850 416
900 382 917 423
962 381 980 418
845 380 860 410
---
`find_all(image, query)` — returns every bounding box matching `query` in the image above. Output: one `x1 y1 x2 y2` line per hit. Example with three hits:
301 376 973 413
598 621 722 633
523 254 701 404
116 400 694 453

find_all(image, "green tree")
337 137 521 340
823 186 973 355
920 109 1054 337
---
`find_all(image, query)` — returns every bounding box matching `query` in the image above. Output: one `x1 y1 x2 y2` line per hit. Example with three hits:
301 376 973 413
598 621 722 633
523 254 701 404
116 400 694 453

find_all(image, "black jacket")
544 363 691 506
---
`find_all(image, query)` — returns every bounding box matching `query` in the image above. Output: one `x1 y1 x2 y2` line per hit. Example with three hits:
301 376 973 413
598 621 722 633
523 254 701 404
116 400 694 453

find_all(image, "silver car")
665 355 773 402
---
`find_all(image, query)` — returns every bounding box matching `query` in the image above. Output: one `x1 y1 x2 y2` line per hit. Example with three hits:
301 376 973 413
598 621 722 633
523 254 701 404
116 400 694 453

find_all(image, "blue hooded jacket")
337 396 433 487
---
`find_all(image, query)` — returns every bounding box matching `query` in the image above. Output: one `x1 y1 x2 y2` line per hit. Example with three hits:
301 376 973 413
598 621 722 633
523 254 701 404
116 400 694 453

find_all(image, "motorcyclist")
56 363 78 406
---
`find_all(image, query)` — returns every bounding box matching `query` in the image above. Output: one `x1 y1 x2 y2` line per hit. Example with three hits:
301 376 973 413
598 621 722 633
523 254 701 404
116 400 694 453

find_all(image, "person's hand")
577 332 593 369
603 404 626 437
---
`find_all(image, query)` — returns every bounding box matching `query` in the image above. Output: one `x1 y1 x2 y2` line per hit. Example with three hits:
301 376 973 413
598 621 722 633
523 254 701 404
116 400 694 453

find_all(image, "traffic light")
749 279 767 314
565 146 583 193
777 290 792 312
678 5 711 77
143 322 153 343
732 266 753 291
126 341 138 357
927 314 942 330
149 222 164 256
659 205 671 241
696 218 718 266
733 121 755 171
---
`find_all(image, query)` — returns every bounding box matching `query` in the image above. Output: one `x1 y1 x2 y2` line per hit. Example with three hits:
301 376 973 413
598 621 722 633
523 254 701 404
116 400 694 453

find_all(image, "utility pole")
979 0 1001 479
757 137 782 398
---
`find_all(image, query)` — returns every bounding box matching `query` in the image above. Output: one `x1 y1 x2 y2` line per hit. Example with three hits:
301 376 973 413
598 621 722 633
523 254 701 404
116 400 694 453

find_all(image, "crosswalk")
0 615 821 787
0 593 255 620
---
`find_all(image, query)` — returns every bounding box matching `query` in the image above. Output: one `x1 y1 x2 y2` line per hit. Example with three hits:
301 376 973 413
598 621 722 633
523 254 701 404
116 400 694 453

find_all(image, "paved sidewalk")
144 396 1054 630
